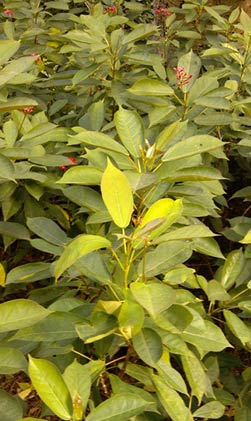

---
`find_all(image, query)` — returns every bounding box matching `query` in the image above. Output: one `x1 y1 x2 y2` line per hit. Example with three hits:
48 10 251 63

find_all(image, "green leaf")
0 221 30 240
118 300 145 339
0 346 27 374
152 374 193 421
192 237 225 259
0 56 36 87
194 112 233 126
139 241 192 277
69 130 128 156
177 50 201 93
193 401 225 419
6 262 51 284
27 217 68 245
122 23 157 44
162 135 224 162
63 360 91 420
156 358 188 395
154 305 193 333
63 186 105 212
57 166 103 185
0 39 20 65
130 282 176 317
0 98 38 113
240 228 251 243
86 392 148 421
13 312 79 342
182 320 232 353
0 299 51 333
76 312 117 344
101 160 134 228
28 356 72 420
181 350 211 404
217 249 245 289
114 108 144 158
156 224 215 243
0 390 23 421
132 328 162 367
134 198 183 243
128 78 174 96
223 310 251 347
0 154 15 181
54 234 111 280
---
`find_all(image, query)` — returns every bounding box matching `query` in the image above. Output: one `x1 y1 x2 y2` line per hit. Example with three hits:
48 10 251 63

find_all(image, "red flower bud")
68 156 77 165
4 9 14 16
21 106 35 114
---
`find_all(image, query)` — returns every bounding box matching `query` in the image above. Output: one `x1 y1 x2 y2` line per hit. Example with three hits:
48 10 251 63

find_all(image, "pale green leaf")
128 78 174 96
28 356 72 420
193 401 225 419
0 299 51 333
0 39 20 65
57 166 103 185
6 262 51 285
118 300 145 339
54 234 111 280
223 310 251 347
86 393 148 421
152 374 193 421
181 350 211 404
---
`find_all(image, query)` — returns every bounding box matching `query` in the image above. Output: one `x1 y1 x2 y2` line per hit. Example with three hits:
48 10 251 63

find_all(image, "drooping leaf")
54 234 111 280
0 299 51 333
101 160 134 228
28 356 72 420
152 374 193 421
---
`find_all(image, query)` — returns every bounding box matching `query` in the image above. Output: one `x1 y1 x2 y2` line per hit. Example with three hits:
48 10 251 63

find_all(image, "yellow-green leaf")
101 160 134 228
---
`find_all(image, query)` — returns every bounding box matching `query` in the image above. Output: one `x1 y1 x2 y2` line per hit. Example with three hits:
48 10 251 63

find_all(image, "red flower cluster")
173 66 192 89
31 52 42 63
59 156 77 171
104 5 117 13
154 8 171 17
4 9 13 16
21 106 35 114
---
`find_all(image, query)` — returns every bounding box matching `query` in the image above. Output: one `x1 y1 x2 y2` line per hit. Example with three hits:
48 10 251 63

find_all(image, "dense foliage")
1 0 251 420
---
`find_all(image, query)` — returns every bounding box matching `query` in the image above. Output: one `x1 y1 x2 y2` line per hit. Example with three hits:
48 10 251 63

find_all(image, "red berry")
68 156 77 165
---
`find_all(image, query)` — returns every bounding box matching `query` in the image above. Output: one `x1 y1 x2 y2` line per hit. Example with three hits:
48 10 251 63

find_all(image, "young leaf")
0 299 50 333
54 234 111 280
86 392 148 421
28 356 72 420
118 300 145 339
63 360 91 420
101 160 134 228
114 108 144 158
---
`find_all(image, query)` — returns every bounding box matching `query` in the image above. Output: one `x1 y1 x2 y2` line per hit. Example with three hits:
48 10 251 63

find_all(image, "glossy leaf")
101 160 134 228
217 249 245 289
28 356 72 420
54 234 111 280
0 299 50 333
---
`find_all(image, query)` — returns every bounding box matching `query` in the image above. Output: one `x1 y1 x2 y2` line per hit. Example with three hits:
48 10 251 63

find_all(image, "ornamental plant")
1 1 251 421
